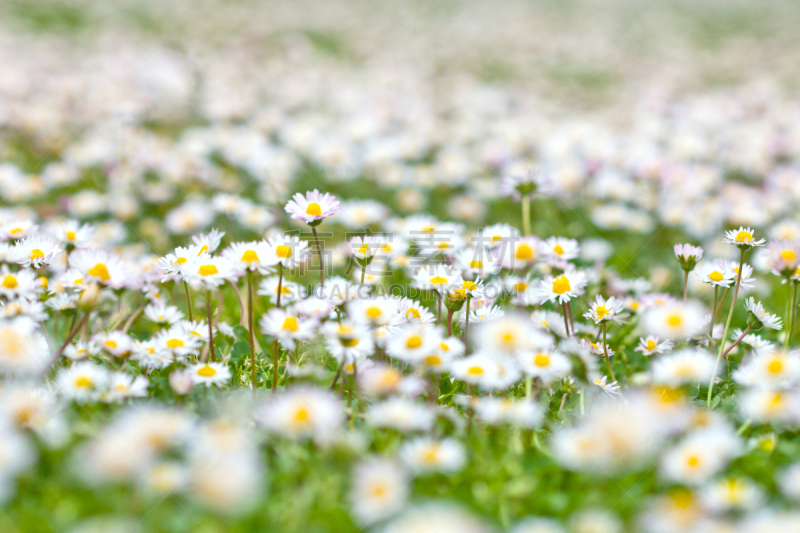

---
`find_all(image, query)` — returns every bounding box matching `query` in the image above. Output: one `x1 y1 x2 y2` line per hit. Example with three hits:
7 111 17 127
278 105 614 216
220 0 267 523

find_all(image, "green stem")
206 289 216 363
464 295 471 355
247 270 257 390
709 285 718 339
183 280 193 322
360 263 366 287
708 248 746 408
521 196 531 236
311 225 324 287
786 282 798 349
603 323 616 382
276 263 283 308
682 270 689 302
272 340 279 391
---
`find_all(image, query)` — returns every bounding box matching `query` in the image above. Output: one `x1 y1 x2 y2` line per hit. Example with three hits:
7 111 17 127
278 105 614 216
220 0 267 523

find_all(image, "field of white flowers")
4 1 800 532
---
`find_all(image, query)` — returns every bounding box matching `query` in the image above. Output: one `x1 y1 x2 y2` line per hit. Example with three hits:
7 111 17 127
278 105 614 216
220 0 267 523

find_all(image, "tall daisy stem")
247 270 257 390
786 282 798 349
602 323 616 382
464 295 471 355
521 196 531 236
446 309 453 336
276 263 283 308
561 302 571 338
682 271 689 302
272 340 279 391
206 289 216 363
709 286 719 339
708 248 746 408
311 226 324 287
722 326 751 359
360 264 366 287
183 280 194 322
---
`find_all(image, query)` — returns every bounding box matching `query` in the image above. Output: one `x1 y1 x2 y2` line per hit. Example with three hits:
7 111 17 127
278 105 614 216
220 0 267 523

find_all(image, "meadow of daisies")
6 1 800 532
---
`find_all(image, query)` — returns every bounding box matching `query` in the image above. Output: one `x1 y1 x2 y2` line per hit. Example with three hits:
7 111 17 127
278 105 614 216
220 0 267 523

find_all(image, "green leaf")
233 325 249 341
230 341 251 363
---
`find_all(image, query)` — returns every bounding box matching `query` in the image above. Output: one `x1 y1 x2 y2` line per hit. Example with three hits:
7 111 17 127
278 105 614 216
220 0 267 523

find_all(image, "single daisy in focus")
674 243 703 272
536 269 587 304
695 263 735 287
722 226 765 248
634 336 674 356
154 327 201 360
0 266 38 300
284 189 341 225
69 248 130 289
182 255 240 289
12 236 63 269
191 228 225 255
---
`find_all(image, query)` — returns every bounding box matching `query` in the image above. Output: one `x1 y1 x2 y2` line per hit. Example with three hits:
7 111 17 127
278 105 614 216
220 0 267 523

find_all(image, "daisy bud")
77 283 101 310
674 243 703 272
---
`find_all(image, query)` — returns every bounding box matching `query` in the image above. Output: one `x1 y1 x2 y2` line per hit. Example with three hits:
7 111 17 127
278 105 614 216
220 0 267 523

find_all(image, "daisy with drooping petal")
191 228 225 256
284 189 340 224
722 226 765 248
188 362 231 388
744 297 783 331
634 336 674 357
12 236 63 269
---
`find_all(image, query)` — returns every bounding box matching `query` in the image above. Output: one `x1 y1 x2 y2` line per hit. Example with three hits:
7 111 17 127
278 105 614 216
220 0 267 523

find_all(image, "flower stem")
183 280 193 322
722 326 750 359
360 264 366 287
521 196 531 236
446 308 453 336
561 302 571 338
464 295 471 355
603 323 616 382
276 263 283 308
708 247 746 408
247 270 257 390
51 311 89 366
311 225 324 288
206 289 216 363
272 340 279 391
682 270 689 302
709 285 718 339
786 282 798 349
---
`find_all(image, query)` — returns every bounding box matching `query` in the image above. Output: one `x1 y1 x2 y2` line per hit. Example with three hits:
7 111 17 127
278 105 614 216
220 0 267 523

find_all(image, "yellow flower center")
2 275 17 289
429 276 448 285
534 353 550 367
735 231 753 243
305 203 322 216
782 250 797 262
462 281 477 291
105 340 117 348
469 260 483 268
514 282 528 292
552 275 571 294
357 244 369 255
595 305 609 318
241 250 259 263
66 231 76 241
9 228 22 235
467 366 484 375
75 377 92 388
198 264 218 276
425 355 442 366
768 360 783 374
282 317 299 331
709 271 724 282
553 244 564 255
294 408 309 422
30 249 44 260
341 338 359 347
406 335 423 349
166 339 184 348
174 256 187 265
515 244 533 260
197 365 216 377
667 315 682 327
686 455 700 468
276 245 292 258
366 307 381 318
406 308 420 319
646 340 657 350
198 245 209 255
88 263 110 281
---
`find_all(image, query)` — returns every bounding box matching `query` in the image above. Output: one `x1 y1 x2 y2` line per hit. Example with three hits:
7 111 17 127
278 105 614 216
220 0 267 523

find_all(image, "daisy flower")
455 245 499 278
191 228 225 255
187 362 231 388
223 240 274 274
0 265 39 300
499 169 549 199
642 301 706 340
259 308 316 350
347 296 399 327
293 297 335 320
722 226 765 248
264 235 310 269
12 236 63 269
131 341 173 369
386 323 442 363
481 223 516 246
68 248 131 289
92 331 133 358
396 297 436 324
720 259 755 291
0 317 48 375
347 235 383 266
411 265 461 293
583 295 627 324
460 302 505 325
766 239 800 277
652 349 717 386
536 269 587 304
694 263 736 287
593 375 621 397
144 303 184 325
634 336 674 356
541 236 580 264
103 373 149 402
496 236 540 270
47 219 94 247
158 245 202 282
0 219 37 240
348 458 409 526
182 255 240 290
364 398 435 432
517 348 571 383
744 297 782 331
254 386 344 442
700 477 764 512
451 353 521 391
284 189 340 225
154 327 202 360
674 243 703 272
258 276 305 305
56 362 109 402
177 319 215 343
399 437 466 474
